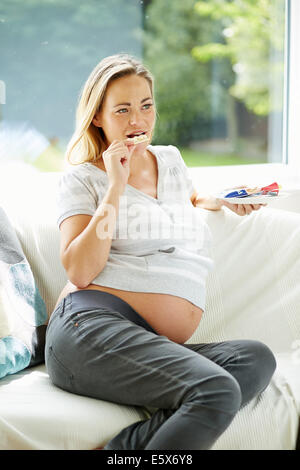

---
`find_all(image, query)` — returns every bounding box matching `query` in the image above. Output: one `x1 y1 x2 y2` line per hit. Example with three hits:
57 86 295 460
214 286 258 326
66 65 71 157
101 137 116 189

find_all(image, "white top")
56 145 214 310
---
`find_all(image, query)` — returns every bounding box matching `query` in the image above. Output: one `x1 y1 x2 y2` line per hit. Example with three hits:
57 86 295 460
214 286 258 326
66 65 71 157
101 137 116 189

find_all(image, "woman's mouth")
125 131 149 145
126 131 147 139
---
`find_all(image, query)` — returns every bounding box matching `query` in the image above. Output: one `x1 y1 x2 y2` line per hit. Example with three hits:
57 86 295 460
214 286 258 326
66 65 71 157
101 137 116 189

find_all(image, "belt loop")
59 296 66 316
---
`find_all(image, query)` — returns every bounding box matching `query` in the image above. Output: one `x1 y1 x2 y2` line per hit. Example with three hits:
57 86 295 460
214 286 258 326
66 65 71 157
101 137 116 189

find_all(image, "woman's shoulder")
60 161 105 183
148 144 182 166
58 161 106 197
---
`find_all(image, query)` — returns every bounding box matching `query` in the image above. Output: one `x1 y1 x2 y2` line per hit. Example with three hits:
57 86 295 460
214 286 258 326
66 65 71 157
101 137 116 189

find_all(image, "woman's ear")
92 111 101 127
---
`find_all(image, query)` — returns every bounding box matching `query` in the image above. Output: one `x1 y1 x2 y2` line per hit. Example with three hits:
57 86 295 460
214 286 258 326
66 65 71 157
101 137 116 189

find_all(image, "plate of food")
215 182 289 204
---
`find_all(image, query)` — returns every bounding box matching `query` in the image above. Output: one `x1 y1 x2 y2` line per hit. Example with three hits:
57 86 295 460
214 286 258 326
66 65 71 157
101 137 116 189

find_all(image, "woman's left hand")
220 199 267 216
194 193 267 215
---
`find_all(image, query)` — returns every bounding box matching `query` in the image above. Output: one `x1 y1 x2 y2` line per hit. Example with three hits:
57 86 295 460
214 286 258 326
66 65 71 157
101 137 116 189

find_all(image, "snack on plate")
220 182 281 199
127 133 149 144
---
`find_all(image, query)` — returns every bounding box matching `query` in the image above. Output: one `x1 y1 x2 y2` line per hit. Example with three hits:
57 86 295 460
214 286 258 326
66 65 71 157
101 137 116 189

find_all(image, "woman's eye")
116 104 153 114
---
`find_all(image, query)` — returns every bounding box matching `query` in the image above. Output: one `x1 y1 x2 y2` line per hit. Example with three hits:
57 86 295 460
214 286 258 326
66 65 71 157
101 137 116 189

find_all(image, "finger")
223 201 246 216
244 205 253 215
108 140 123 148
223 201 241 214
103 150 130 165
245 204 255 213
103 141 124 155
123 142 136 156
110 140 133 151
108 141 131 155
226 202 243 214
237 204 247 216
104 146 128 156
126 143 136 155
222 200 235 210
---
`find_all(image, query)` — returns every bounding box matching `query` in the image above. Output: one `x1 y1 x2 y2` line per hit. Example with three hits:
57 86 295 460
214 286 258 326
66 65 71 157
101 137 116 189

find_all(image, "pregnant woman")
45 53 276 450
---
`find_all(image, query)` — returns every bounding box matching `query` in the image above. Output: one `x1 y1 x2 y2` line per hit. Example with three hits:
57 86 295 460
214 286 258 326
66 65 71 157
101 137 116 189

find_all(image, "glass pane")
0 0 287 171
144 0 287 167
0 0 143 171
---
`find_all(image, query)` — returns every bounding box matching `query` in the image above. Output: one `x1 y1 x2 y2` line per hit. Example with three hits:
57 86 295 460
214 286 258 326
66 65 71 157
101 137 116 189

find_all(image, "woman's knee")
187 371 242 418
240 340 277 394
213 373 242 416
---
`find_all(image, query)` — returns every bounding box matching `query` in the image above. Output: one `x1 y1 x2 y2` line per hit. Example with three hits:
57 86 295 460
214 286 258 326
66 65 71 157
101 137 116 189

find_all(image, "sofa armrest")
189 206 300 354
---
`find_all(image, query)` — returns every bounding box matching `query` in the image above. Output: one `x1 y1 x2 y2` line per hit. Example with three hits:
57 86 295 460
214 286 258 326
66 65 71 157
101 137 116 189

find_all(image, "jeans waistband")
56 289 157 335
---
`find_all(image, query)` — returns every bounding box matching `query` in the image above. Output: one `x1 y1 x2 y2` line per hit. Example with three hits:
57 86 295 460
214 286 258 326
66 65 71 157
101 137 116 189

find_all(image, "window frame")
191 0 300 195
286 0 300 172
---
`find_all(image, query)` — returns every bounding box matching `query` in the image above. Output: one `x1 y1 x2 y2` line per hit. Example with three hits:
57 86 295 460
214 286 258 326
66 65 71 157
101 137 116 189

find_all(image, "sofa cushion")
0 167 67 317
0 364 150 450
0 207 48 379
188 206 300 354
0 362 297 450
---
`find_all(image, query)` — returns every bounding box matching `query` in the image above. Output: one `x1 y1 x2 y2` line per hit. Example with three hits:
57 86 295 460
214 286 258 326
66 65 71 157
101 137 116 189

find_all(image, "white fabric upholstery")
0 364 149 450
189 206 300 353
0 164 299 450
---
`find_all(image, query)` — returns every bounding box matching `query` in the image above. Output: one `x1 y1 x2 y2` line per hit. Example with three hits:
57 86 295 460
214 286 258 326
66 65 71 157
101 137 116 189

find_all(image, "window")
0 0 289 173
286 0 300 172
145 0 287 168
0 0 143 170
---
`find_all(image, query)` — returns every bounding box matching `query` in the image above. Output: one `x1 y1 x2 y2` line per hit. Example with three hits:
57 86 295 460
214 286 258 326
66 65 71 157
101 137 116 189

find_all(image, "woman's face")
93 74 156 155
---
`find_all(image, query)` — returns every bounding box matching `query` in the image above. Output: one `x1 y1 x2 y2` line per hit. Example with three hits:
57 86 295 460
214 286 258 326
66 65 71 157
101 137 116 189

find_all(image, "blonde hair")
66 54 154 165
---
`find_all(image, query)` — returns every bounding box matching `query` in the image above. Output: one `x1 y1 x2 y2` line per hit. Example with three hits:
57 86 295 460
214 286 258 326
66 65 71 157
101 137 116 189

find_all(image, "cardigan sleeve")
56 168 98 229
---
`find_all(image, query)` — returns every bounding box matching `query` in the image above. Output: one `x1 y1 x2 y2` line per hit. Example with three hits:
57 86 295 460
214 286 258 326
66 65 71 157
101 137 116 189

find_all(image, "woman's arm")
191 191 223 211
61 140 135 288
61 184 123 288
191 190 223 211
190 190 266 216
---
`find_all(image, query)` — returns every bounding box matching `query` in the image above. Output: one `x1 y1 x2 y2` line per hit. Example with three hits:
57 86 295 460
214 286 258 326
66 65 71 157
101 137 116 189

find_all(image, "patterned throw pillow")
0 207 48 379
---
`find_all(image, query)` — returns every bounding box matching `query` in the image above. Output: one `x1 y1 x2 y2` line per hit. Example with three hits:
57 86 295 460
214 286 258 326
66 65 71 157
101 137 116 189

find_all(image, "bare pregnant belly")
53 282 203 344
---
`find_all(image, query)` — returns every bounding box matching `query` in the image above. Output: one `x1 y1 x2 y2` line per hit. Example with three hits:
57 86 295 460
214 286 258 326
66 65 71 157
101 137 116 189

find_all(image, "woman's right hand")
102 140 135 193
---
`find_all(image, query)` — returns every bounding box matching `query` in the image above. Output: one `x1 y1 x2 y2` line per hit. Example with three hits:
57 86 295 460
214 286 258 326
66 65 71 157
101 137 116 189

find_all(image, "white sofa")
0 162 300 450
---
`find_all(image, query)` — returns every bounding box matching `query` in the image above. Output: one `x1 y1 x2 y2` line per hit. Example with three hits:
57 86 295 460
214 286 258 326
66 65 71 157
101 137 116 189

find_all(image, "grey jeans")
45 289 276 450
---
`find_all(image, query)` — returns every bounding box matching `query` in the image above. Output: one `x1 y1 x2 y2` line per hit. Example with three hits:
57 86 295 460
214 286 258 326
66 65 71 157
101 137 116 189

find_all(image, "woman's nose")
129 109 141 126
